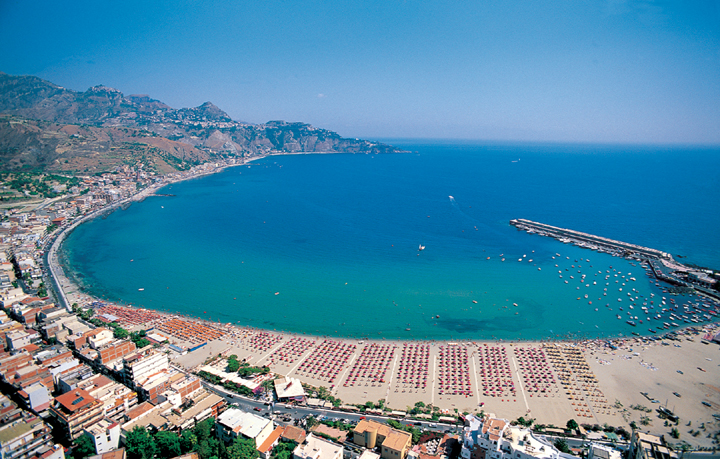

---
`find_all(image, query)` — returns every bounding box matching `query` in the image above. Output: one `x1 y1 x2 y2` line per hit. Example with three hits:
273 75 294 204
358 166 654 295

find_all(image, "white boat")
418 244 425 251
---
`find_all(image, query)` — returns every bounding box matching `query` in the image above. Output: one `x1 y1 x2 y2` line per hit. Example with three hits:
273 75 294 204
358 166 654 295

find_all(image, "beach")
43 150 720 448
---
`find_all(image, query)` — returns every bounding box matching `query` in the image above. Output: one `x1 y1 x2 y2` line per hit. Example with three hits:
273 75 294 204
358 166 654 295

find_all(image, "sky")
1 0 720 144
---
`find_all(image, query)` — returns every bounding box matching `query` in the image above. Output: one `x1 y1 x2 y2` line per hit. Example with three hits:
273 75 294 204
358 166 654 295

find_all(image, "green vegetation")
125 418 230 459
72 433 96 459
566 419 579 431
554 438 571 454
130 329 152 348
227 355 240 372
387 419 422 444
270 440 297 459
237 362 270 378
196 370 255 396
0 171 81 199
516 417 535 427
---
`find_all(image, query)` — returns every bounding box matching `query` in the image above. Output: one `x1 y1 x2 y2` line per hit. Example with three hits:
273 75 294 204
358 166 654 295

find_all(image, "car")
253 407 262 412
673 392 681 398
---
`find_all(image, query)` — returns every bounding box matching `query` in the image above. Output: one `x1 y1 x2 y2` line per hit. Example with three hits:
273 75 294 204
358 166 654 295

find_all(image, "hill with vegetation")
0 71 403 175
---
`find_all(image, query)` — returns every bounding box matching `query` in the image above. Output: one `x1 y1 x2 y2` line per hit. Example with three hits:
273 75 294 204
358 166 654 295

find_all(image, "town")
0 160 718 459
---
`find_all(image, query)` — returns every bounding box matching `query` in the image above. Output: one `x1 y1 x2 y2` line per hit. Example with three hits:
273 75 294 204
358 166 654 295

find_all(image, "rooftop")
54 389 98 413
217 408 271 439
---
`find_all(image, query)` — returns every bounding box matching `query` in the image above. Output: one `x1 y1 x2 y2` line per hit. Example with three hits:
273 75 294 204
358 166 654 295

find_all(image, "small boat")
472 300 478 304
138 288 144 291
418 244 425 251
627 320 636 326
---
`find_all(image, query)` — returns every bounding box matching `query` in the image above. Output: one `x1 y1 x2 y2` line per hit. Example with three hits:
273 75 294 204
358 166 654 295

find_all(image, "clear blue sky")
1 0 719 144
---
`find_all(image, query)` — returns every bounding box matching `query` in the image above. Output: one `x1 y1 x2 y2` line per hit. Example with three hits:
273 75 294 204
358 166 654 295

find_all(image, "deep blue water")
61 141 720 340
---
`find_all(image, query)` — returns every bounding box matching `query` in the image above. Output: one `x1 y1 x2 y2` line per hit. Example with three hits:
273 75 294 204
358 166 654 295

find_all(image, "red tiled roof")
258 426 284 454
55 389 97 413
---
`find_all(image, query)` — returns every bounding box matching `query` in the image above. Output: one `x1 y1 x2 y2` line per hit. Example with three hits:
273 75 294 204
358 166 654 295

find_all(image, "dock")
509 218 672 261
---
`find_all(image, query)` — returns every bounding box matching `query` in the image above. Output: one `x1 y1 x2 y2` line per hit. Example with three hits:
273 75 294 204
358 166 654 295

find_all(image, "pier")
509 218 672 261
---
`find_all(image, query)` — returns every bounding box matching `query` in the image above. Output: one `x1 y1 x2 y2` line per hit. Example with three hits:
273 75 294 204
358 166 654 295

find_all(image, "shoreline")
44 152 719 345
38 153 720 447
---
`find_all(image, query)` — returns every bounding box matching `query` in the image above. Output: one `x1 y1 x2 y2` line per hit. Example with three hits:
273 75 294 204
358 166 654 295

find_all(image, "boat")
472 300 478 304
418 245 425 251
627 320 636 326
138 288 144 291
648 329 656 333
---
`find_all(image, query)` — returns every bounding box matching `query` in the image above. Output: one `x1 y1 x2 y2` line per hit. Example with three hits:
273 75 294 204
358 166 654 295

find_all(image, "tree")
73 433 96 459
227 437 259 459
125 426 157 459
566 419 579 431
195 418 215 443
155 431 181 459
554 438 570 454
271 440 296 459
180 430 198 454
227 355 240 373
114 327 129 339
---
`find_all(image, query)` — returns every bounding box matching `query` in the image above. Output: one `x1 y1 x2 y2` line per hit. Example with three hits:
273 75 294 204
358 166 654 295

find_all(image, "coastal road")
199 379 459 433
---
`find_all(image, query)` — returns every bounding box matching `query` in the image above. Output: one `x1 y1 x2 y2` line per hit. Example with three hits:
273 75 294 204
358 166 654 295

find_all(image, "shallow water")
61 141 720 340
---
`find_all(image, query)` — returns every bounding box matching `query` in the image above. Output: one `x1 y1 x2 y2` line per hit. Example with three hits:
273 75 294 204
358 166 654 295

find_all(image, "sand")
42 156 720 448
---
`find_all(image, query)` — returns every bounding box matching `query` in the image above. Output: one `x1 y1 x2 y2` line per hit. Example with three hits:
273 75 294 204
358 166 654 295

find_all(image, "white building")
216 408 274 448
122 351 169 387
588 443 622 459
461 415 562 459
293 434 343 459
84 418 120 454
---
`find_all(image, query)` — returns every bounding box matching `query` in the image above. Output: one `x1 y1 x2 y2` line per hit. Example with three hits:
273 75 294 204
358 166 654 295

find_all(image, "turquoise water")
61 141 720 340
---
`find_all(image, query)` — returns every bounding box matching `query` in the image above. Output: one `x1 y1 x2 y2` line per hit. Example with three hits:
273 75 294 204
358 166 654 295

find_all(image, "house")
216 408 274 448
293 434 343 459
84 418 120 454
49 389 104 440
353 420 412 459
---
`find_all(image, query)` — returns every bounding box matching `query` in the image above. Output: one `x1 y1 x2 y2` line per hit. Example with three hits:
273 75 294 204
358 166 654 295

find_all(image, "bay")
60 141 720 340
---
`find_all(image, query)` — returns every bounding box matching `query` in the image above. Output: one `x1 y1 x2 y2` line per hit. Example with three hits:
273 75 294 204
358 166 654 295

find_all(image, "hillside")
0 72 403 174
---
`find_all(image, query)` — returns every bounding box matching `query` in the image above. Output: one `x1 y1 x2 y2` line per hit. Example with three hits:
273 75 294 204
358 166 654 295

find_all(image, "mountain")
0 72 403 174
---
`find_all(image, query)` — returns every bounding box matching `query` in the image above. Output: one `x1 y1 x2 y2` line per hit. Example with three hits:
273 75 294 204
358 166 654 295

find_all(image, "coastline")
39 152 720 446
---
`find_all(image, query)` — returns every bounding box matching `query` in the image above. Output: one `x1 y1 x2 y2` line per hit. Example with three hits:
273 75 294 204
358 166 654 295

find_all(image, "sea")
60 140 720 341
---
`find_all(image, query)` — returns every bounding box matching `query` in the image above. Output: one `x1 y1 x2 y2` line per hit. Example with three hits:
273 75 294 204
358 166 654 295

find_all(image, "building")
293 434 343 459
6 330 31 350
122 351 168 389
0 410 57 459
97 341 136 366
49 389 104 440
274 377 306 403
84 418 120 455
503 426 560 459
461 415 561 459
353 420 412 459
353 420 392 449
17 383 51 413
216 408 274 448
628 432 677 459
461 415 509 459
588 443 622 459
381 430 412 459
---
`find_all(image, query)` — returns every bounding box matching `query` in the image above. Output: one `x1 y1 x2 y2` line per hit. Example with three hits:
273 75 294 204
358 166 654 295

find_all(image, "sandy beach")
75 297 720 448
42 155 720 449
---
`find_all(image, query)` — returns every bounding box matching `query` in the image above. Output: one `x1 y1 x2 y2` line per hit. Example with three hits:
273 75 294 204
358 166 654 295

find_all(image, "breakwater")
510 219 672 261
